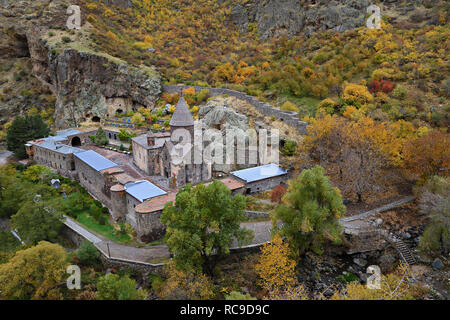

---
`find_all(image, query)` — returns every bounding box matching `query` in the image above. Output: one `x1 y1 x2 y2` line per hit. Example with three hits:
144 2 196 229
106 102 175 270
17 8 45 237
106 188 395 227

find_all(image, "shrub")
392 86 407 99
280 101 298 112
98 215 107 225
316 98 337 115
271 184 287 204
368 80 396 94
342 83 374 106
281 140 297 156
77 241 100 266
62 36 71 43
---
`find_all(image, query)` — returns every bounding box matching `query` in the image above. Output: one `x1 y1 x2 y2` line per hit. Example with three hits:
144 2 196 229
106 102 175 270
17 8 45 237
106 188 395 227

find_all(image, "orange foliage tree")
402 130 450 180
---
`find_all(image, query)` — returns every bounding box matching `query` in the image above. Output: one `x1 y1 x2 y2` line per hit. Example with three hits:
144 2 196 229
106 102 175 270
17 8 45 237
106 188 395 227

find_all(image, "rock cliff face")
230 0 411 40
37 45 161 128
0 0 161 128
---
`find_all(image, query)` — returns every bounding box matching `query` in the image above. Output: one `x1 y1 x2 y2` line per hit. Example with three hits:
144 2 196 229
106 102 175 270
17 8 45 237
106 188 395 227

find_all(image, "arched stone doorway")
92 116 101 122
71 136 81 147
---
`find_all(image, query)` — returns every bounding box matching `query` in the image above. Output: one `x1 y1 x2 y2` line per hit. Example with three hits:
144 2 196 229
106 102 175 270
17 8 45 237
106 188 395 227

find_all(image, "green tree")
63 192 92 215
0 167 27 218
11 199 64 243
77 241 100 266
96 273 147 300
0 241 67 300
6 115 50 158
281 140 298 156
91 127 108 146
161 181 253 275
273 166 345 258
0 230 20 253
118 129 136 141
23 165 52 183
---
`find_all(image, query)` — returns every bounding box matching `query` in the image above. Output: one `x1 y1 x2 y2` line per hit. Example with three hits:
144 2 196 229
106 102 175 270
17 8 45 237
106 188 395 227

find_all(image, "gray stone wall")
235 174 288 194
110 189 127 221
135 210 165 242
125 194 141 229
33 146 76 176
163 84 308 134
132 140 150 175
74 157 112 207
245 211 270 218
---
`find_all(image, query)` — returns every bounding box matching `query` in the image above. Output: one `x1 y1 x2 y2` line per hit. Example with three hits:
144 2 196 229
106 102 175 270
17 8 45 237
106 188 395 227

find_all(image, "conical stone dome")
169 96 195 127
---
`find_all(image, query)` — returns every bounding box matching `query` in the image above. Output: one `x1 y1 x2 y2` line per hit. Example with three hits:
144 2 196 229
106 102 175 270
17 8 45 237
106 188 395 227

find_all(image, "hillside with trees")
0 0 448 303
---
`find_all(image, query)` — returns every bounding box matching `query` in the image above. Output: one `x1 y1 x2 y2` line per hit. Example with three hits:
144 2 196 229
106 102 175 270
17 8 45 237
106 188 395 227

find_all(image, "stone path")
340 196 415 222
64 217 102 244
339 196 416 234
233 221 272 248
64 217 169 265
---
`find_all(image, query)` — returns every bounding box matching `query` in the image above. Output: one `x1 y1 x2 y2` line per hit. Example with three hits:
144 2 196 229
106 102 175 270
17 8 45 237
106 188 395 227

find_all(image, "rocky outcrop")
230 0 423 40
198 101 249 132
47 48 160 128
230 0 371 40
0 0 161 128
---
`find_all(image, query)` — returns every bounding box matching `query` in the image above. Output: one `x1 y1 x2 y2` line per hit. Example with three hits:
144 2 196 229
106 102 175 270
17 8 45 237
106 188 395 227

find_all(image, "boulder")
353 258 368 268
432 258 444 271
378 253 397 273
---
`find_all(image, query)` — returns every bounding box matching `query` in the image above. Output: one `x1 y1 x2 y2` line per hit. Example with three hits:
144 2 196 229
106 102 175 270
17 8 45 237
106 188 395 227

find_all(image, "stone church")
131 97 212 189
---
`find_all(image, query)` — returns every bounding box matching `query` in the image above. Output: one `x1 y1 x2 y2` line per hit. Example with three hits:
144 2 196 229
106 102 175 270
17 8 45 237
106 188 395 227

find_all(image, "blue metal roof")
230 163 288 183
38 141 84 155
56 129 82 137
75 150 118 172
33 129 82 144
125 180 167 202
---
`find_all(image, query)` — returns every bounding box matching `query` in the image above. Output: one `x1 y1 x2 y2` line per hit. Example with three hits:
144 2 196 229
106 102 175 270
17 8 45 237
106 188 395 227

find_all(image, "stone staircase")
377 229 417 265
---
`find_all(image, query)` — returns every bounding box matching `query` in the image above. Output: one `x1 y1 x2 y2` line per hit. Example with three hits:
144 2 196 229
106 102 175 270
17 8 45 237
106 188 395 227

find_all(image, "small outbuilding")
230 163 288 194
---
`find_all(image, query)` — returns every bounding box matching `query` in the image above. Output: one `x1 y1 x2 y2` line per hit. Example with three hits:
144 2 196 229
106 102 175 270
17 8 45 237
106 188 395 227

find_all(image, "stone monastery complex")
24 98 288 241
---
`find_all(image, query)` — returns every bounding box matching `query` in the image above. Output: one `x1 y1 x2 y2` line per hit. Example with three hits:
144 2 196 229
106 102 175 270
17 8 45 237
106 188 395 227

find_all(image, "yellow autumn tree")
0 241 67 300
255 235 297 292
157 261 215 300
342 83 374 106
182 87 196 96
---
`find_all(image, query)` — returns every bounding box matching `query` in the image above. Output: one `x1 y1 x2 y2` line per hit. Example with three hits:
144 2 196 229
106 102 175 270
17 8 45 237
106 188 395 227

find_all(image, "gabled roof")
56 129 82 137
75 150 118 172
29 128 83 145
230 163 288 183
125 180 167 203
169 97 194 127
35 141 84 155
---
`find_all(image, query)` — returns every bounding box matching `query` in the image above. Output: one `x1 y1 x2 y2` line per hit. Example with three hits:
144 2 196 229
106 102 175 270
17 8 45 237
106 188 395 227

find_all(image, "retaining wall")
244 211 270 218
163 84 309 134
